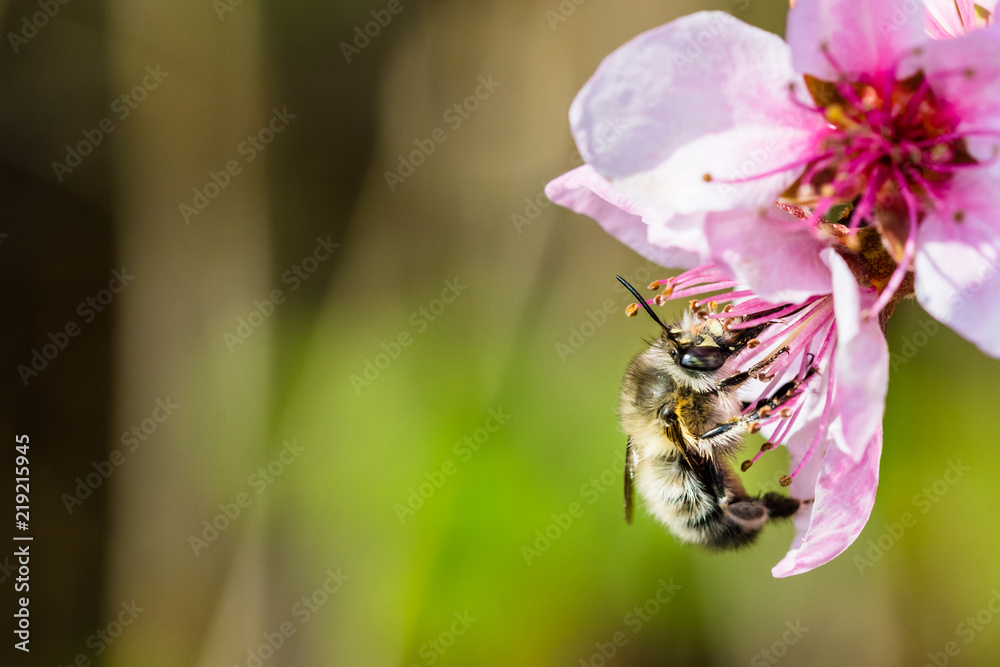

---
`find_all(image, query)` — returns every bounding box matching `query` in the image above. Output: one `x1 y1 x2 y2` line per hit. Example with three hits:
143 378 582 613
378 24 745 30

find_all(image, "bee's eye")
669 348 678 360
679 346 725 371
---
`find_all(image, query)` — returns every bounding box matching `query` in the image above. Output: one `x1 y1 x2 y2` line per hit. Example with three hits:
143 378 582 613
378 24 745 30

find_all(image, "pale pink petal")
924 0 975 37
827 250 888 461
772 426 882 577
570 10 818 209
914 168 1000 357
611 120 820 217
544 166 702 268
704 207 832 303
787 0 926 79
774 375 829 560
906 29 1000 157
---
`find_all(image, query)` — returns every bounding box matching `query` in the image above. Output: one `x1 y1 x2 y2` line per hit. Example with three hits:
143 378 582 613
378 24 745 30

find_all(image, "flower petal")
570 10 818 213
915 169 1000 357
544 166 703 268
611 121 820 216
772 426 882 577
787 0 926 79
704 207 833 303
924 0 975 38
906 28 1000 156
827 249 888 461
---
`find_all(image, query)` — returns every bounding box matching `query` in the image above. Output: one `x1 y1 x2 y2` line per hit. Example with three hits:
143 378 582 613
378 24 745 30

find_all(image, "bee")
617 276 813 549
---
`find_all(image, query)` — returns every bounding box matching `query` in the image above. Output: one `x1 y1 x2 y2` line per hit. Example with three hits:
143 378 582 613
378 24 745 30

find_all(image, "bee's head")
660 324 726 373
617 275 730 390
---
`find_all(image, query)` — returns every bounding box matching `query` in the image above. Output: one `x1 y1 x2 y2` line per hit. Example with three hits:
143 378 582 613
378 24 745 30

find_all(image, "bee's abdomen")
637 458 796 550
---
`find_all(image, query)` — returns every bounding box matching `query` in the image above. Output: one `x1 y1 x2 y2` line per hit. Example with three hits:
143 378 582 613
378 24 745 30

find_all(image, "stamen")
865 167 918 318
785 347 838 482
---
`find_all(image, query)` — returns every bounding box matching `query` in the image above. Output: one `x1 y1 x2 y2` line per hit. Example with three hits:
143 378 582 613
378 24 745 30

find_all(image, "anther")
648 280 660 290
747 339 760 349
779 475 793 487
708 300 718 312
697 310 709 320
723 304 734 313
741 460 753 472
780 408 792 418
689 300 699 312
760 442 775 452
625 303 640 317
702 173 713 182
954 211 965 223
758 406 772 419
748 422 761 434
654 294 668 306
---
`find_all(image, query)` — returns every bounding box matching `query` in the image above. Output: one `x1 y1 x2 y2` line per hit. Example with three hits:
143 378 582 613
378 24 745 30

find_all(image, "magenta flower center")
791 70 973 247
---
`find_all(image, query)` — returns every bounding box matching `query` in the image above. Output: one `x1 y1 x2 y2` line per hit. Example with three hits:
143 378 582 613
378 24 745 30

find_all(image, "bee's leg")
700 364 819 441
759 492 800 518
716 346 789 391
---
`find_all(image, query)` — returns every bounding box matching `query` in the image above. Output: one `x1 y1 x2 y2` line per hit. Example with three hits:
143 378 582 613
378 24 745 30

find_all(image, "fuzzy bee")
617 276 813 549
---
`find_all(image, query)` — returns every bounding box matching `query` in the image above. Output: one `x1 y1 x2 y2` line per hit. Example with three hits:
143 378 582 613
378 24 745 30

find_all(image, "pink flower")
925 0 995 38
547 0 1000 357
622 245 886 577
545 0 1000 575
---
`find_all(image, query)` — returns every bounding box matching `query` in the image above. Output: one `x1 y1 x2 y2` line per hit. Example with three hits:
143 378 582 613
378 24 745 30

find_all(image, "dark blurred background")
3 0 1000 665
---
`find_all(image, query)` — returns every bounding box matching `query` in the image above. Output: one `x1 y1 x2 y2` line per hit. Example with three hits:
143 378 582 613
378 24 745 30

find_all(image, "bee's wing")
624 437 635 525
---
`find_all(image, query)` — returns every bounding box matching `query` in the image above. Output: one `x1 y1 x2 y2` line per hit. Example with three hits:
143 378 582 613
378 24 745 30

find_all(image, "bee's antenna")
616 275 668 331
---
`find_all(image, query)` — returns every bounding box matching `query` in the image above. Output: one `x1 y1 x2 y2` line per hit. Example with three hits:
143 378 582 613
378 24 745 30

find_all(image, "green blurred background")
3 0 1000 665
